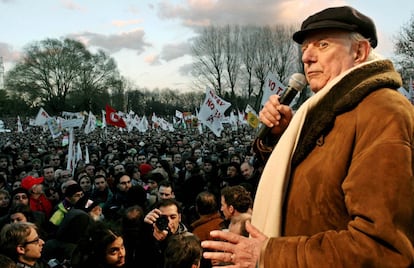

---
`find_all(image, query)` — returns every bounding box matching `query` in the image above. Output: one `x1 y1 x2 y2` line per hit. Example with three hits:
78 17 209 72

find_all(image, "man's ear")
16 244 25 255
229 205 235 214
354 40 370 63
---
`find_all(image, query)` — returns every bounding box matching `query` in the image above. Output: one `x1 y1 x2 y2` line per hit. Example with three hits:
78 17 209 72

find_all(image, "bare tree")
394 12 414 87
240 25 260 99
269 25 299 84
223 25 242 98
253 26 273 109
191 25 225 95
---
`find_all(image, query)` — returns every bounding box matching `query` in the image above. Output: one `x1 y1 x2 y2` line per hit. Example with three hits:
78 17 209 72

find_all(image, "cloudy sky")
0 0 413 92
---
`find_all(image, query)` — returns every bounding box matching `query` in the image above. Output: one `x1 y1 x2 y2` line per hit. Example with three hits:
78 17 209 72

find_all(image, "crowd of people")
0 117 261 267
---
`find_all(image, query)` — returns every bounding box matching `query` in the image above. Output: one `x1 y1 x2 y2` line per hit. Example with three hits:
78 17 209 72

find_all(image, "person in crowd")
4 187 47 230
125 163 144 187
103 172 132 220
161 154 179 180
90 174 113 207
77 174 93 198
11 179 22 191
113 163 125 176
136 153 147 166
138 163 153 181
120 205 146 267
221 162 244 187
145 172 166 209
173 153 183 172
41 165 56 190
84 163 96 178
148 155 159 169
31 158 42 174
239 161 261 198
202 158 221 202
49 154 62 169
191 191 225 241
164 235 203 268
72 221 126 268
0 189 11 217
21 175 53 219
176 157 205 211
43 207 92 264
0 154 11 176
220 185 252 222
49 183 84 228
0 254 17 268
143 199 193 268
0 222 47 267
56 169 72 185
202 6 414 267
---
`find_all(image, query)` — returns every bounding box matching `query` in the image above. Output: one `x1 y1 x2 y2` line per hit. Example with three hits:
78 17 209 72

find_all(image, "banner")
261 71 285 107
245 104 260 129
198 87 231 137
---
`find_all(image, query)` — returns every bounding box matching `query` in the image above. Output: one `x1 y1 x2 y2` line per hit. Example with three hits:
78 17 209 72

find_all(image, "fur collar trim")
291 60 402 167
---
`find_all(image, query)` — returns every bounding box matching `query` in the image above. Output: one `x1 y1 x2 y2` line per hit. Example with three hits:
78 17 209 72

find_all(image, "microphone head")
288 73 307 91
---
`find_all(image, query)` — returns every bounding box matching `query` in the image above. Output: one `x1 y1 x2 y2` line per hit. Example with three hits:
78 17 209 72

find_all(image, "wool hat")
21 176 44 190
139 163 153 176
64 183 83 198
293 6 378 48
11 187 30 197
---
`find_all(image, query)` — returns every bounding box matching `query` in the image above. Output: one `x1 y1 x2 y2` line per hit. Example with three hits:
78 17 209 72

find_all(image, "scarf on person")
251 59 400 237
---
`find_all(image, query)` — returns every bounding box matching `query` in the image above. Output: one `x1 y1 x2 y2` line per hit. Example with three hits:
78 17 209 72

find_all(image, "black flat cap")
293 6 377 48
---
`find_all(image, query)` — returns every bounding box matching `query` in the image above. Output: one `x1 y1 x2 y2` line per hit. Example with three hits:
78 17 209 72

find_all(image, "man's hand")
144 208 161 225
153 224 169 241
144 208 169 241
259 95 293 136
202 222 268 268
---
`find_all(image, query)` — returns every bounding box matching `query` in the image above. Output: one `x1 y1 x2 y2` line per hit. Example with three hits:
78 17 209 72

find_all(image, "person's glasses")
23 237 41 246
119 180 131 185
138 158 146 161
53 158 60 161
14 195 28 200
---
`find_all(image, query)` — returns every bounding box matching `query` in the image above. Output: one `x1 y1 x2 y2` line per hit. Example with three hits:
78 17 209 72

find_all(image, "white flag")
175 110 183 119
138 116 149 133
198 87 231 137
17 116 23 133
84 111 96 134
34 107 50 126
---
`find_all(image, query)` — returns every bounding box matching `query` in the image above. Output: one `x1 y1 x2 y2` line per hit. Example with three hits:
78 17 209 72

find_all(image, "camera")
48 258 70 268
155 214 170 232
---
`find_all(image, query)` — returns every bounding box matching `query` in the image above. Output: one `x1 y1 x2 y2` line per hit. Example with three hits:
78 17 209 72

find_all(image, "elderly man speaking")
202 6 414 268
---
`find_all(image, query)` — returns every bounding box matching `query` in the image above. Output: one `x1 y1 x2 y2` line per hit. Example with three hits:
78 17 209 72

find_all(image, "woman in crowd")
72 221 127 268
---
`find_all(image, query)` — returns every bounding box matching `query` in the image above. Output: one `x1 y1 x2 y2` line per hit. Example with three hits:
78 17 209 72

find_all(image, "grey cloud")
156 0 283 29
178 62 193 77
67 29 152 54
160 42 191 61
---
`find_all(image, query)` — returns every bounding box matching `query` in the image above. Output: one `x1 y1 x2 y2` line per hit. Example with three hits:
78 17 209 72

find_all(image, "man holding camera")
143 199 193 268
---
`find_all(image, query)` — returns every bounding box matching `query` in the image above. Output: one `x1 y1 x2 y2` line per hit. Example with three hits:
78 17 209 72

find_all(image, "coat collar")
291 60 402 167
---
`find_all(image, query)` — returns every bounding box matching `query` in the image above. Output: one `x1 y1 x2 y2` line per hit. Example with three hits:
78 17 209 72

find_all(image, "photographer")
143 199 193 268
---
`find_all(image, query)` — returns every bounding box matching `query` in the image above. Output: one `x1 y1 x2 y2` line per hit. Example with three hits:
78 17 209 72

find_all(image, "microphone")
257 73 307 139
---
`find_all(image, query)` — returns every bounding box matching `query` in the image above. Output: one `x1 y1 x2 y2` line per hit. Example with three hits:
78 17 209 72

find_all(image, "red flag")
105 105 126 128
